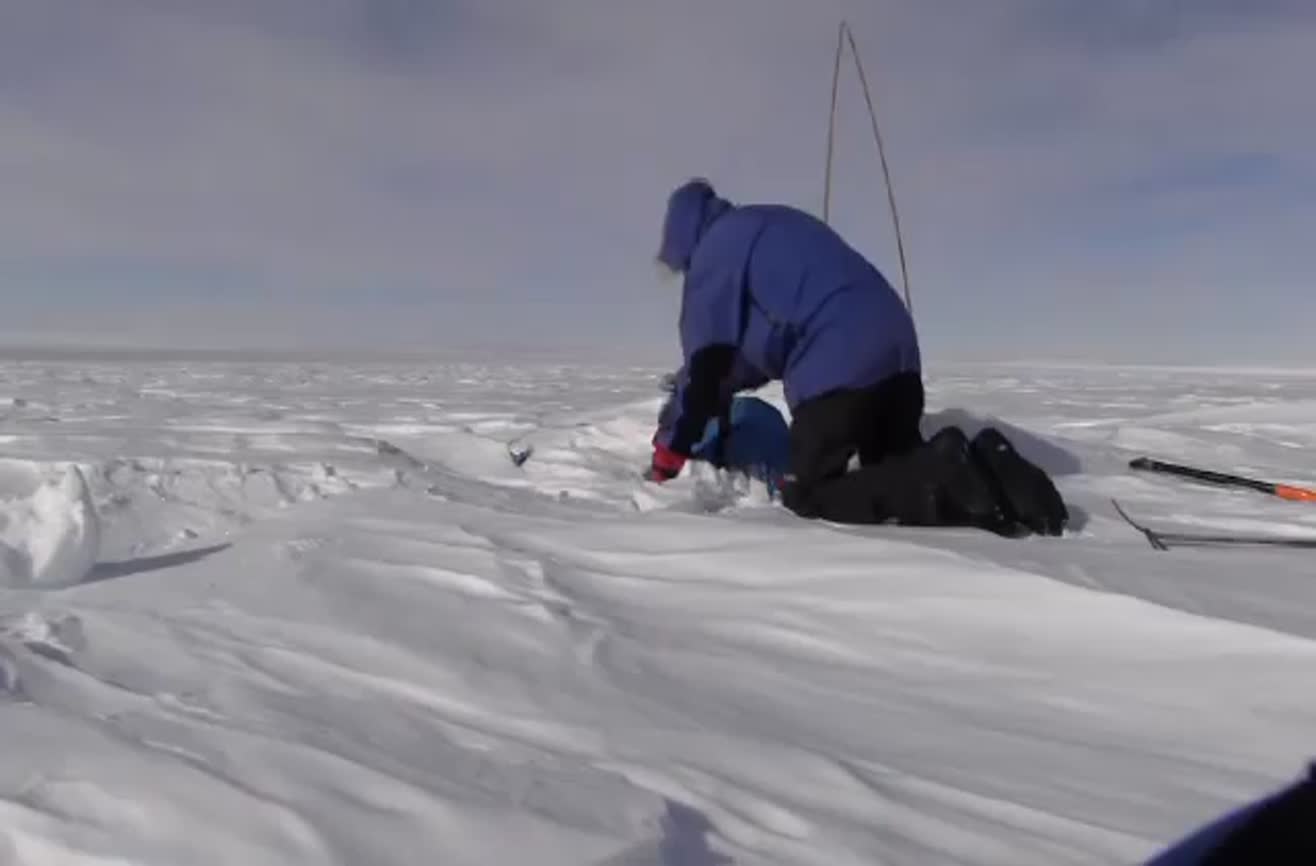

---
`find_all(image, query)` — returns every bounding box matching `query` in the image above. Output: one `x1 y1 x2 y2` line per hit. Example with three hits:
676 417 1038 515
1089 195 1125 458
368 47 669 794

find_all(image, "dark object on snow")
1130 457 1316 504
928 426 1019 532
1113 500 1316 551
1147 763 1316 864
971 427 1068 535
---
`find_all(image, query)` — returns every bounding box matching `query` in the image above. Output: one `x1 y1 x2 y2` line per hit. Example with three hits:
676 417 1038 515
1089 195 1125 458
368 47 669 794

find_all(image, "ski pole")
1129 457 1316 503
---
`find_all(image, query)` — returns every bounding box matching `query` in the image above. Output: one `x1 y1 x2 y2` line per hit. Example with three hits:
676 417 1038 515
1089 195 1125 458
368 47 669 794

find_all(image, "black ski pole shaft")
1129 457 1316 503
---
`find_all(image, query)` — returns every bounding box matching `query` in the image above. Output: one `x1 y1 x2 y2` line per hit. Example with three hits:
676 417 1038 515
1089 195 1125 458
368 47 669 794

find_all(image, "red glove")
647 442 687 482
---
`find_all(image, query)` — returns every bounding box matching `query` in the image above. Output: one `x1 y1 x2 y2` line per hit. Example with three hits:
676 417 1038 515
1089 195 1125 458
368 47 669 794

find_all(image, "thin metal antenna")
823 20 913 315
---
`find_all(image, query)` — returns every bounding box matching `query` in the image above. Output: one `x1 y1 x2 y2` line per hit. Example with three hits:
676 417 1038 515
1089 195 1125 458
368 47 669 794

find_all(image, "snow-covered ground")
1 356 1314 865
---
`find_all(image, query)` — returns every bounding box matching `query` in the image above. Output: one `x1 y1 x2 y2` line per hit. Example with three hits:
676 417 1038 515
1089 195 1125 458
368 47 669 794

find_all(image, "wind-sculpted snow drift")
0 358 1314 865
0 462 100 588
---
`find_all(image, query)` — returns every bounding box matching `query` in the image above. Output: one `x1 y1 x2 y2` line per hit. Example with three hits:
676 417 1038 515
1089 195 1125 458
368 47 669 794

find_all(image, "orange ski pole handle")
1275 484 1316 503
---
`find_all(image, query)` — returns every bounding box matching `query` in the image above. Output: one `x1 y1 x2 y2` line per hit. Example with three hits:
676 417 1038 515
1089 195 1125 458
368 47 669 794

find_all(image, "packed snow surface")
1 356 1315 865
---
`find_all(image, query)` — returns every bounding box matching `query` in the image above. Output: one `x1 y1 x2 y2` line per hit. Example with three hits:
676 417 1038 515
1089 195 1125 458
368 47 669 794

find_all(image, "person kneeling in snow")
647 177 1068 536
650 367 790 492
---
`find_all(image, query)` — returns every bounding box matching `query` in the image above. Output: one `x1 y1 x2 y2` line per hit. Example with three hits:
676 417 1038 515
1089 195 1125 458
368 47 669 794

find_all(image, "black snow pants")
778 372 938 525
779 371 1065 533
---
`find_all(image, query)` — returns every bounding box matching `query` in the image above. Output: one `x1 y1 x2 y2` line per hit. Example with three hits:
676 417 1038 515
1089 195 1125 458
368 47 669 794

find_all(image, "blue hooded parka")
654 179 920 457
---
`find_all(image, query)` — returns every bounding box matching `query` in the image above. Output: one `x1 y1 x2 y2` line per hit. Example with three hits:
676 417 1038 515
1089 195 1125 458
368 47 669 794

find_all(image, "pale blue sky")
1 0 1313 364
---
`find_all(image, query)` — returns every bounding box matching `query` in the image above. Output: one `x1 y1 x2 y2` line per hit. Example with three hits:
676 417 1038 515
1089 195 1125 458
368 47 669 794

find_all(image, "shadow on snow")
86 543 233 583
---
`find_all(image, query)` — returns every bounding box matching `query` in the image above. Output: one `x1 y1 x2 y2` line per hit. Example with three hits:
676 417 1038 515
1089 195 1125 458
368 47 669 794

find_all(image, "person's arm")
648 260 744 480
650 372 688 480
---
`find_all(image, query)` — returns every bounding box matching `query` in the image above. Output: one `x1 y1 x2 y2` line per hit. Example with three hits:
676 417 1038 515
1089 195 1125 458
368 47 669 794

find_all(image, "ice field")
1 355 1314 865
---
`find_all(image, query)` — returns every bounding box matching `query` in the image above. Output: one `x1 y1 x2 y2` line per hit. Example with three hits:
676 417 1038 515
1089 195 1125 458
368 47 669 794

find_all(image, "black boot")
924 427 1015 534
969 427 1068 536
